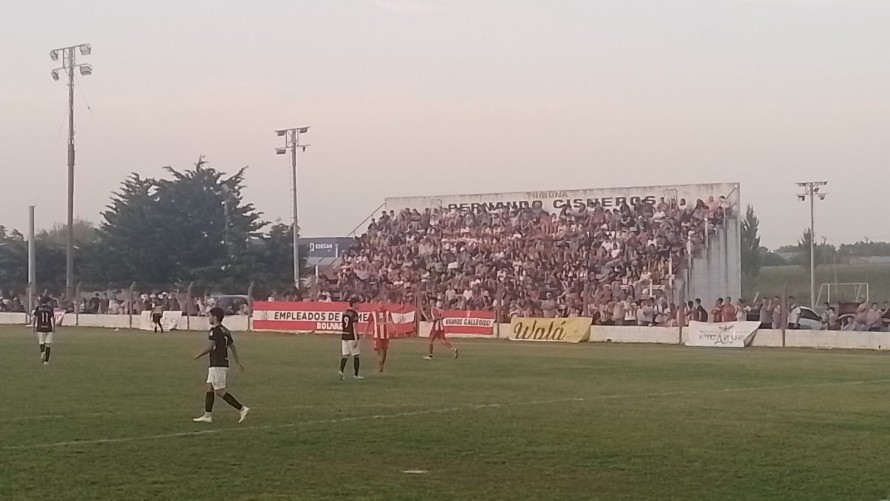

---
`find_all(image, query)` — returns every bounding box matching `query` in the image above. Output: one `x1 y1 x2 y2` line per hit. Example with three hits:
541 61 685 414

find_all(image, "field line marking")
5 378 889 451
0 402 450 424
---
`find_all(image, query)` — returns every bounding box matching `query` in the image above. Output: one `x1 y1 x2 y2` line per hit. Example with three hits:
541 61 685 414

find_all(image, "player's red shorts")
374 338 390 352
430 329 446 341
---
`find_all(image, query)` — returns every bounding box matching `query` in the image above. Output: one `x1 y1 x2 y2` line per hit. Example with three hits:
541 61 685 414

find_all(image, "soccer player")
193 306 250 424
425 308 458 360
151 297 165 333
33 296 55 365
367 303 390 372
339 298 363 381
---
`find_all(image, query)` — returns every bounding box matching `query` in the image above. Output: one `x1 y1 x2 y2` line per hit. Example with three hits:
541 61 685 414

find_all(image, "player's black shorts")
152 313 162 323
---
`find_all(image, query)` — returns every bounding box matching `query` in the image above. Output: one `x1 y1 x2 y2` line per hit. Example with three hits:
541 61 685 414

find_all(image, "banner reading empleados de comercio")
509 317 592 343
685 321 761 348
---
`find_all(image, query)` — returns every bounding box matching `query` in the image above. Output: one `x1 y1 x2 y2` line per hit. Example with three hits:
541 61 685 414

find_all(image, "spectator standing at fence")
735 299 748 322
541 292 557 318
852 302 868 331
882 302 890 330
721 297 737 323
758 299 771 329
692 299 708 322
822 305 839 330
787 297 801 330
867 303 883 332
711 298 724 323
88 293 101 314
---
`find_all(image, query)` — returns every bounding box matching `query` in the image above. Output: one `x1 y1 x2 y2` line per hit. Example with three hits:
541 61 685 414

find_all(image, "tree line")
0 157 302 295
741 205 890 279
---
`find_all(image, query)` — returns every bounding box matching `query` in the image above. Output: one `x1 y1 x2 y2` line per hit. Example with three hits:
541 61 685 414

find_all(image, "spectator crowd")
329 195 731 321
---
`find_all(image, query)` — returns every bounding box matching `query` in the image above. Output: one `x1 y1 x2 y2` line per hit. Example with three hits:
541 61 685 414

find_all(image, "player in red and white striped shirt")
366 303 391 372
425 308 458 360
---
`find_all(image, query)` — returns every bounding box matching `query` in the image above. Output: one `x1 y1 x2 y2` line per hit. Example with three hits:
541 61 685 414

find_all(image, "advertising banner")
685 321 760 348
442 310 496 336
252 302 416 336
298 237 353 259
53 308 67 326
508 317 592 343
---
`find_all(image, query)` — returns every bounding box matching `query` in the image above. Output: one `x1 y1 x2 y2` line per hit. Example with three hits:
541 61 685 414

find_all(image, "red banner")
252 302 416 337
442 310 496 336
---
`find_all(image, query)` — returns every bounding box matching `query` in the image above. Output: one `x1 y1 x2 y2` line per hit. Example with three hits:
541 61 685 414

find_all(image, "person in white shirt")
787 297 801 329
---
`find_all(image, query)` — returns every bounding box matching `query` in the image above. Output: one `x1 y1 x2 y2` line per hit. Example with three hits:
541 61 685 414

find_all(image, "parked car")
796 306 823 330
211 295 249 316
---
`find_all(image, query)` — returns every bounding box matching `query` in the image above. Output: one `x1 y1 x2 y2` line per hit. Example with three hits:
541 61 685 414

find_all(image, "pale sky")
1 0 888 248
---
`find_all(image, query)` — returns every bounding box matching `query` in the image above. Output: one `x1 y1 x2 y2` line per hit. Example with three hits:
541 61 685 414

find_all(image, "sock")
44 346 51 361
39 344 45 354
205 391 215 413
339 357 348 373
222 393 243 411
354 356 361 376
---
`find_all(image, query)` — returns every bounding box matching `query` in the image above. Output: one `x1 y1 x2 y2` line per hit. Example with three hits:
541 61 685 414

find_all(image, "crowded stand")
330 195 732 322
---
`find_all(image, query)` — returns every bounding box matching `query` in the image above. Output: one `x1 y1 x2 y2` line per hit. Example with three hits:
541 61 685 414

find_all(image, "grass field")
3 327 890 500
748 263 890 305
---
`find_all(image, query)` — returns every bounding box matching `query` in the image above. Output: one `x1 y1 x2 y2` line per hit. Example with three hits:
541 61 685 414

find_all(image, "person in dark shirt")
339 297 363 381
193 307 249 424
151 300 165 333
32 296 55 365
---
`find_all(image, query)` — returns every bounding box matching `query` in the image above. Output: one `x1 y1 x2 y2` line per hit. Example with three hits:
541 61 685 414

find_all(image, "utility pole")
50 43 92 302
796 181 828 308
275 126 310 290
28 206 36 316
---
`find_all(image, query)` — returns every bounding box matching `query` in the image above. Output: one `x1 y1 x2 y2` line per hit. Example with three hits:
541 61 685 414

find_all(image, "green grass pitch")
3 326 890 500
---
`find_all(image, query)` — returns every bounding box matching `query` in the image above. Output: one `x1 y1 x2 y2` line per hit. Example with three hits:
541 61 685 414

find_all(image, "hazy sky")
1 0 888 248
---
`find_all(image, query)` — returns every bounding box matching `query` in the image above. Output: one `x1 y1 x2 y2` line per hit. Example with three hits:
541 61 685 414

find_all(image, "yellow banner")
508 317 592 343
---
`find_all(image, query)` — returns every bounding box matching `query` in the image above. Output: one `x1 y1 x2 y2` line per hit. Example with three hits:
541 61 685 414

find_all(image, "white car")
795 306 824 330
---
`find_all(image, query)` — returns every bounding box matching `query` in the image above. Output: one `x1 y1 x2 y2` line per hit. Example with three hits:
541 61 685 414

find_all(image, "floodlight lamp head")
298 127 309 134
79 44 91 56
275 130 287 137
51 70 60 81
818 194 826 201
275 148 287 155
797 195 806 202
79 64 92 76
50 50 59 62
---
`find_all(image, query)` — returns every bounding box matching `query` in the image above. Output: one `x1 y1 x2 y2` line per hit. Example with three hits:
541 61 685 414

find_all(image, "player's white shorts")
341 340 360 357
206 367 228 390
37 331 54 344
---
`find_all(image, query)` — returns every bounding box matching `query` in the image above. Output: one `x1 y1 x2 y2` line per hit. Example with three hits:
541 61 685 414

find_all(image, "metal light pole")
275 127 310 289
796 181 828 308
50 43 92 302
28 206 36 315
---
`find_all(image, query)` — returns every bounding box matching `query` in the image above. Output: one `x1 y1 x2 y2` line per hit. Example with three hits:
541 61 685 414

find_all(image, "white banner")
685 321 760 348
139 311 183 332
54 308 67 326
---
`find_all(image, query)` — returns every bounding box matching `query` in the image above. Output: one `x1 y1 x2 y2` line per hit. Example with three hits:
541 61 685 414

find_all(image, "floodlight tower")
50 43 92 302
796 181 828 308
274 127 310 289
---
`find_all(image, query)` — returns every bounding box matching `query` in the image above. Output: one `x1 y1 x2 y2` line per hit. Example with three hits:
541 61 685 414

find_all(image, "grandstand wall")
684 215 742 302
384 182 739 214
